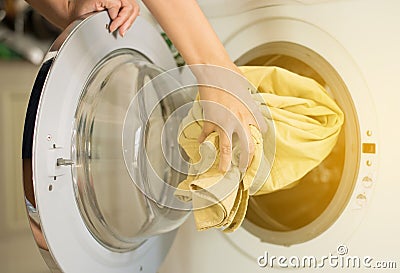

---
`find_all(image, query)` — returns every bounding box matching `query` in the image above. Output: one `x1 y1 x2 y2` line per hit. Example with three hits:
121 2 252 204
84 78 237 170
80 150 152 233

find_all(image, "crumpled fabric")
174 66 344 232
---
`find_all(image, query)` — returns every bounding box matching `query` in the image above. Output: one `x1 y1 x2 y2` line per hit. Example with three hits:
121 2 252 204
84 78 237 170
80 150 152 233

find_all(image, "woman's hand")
141 0 268 173
26 0 140 34
194 65 267 173
68 0 140 36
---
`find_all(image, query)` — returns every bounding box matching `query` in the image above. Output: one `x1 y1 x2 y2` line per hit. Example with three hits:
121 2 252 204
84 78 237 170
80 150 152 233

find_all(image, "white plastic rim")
33 12 178 272
198 0 309 17
221 16 378 259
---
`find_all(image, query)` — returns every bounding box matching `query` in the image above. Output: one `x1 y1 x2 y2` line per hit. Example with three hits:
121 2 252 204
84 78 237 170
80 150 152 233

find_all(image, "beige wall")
0 61 49 273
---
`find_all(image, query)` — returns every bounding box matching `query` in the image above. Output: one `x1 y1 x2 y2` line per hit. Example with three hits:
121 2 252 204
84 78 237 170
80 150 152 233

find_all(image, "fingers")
237 125 255 172
198 123 255 173
118 4 139 36
195 79 263 173
218 129 232 172
197 108 256 173
106 7 120 21
197 121 233 172
107 0 140 36
101 0 120 20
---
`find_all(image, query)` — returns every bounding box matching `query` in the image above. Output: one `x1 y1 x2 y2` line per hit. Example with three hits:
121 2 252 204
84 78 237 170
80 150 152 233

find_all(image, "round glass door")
24 12 188 272
73 49 190 252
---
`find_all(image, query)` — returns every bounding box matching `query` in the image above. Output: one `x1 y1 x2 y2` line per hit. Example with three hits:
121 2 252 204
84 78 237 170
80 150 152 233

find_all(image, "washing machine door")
23 11 192 273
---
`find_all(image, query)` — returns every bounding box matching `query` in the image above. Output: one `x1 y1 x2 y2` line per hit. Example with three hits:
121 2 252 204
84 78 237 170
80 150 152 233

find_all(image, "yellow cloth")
175 66 344 232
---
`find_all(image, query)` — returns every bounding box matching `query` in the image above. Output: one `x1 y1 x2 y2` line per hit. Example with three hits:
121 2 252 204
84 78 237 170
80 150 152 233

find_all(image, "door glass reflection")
73 49 189 252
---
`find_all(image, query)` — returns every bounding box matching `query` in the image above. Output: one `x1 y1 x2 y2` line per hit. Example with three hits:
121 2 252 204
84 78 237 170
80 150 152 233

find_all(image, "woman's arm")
25 0 139 36
25 0 70 28
142 0 232 68
143 0 266 172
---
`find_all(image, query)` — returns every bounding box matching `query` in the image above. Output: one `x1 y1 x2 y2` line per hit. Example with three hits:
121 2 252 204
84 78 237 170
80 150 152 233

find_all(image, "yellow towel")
174 66 344 232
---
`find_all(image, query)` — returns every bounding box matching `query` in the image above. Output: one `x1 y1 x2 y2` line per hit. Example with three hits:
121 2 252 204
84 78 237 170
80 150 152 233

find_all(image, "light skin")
25 0 265 171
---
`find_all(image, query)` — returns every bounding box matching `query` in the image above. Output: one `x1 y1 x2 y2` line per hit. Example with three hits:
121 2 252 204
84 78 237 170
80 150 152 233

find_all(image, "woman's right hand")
195 65 267 173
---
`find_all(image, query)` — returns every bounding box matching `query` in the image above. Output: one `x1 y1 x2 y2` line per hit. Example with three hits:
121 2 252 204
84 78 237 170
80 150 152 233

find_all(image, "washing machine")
23 1 400 272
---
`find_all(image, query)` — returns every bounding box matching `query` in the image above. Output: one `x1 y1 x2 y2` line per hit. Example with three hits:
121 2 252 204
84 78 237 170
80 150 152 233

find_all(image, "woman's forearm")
142 0 235 68
25 0 70 29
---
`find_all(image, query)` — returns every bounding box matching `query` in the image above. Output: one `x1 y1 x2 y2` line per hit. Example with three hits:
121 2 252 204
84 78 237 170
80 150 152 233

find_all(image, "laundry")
174 66 344 232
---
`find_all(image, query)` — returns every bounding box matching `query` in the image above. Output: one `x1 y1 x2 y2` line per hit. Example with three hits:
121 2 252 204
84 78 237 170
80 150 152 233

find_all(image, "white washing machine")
160 1 400 272
23 1 400 272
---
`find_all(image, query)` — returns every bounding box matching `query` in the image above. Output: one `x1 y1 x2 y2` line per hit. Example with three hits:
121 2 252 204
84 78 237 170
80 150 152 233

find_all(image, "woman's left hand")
68 0 140 36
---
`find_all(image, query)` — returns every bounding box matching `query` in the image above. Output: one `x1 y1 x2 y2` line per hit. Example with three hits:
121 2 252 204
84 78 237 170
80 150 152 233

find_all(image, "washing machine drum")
23 12 193 273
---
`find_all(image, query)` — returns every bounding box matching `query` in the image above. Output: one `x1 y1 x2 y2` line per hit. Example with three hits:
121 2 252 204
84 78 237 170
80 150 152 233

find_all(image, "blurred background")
0 0 56 272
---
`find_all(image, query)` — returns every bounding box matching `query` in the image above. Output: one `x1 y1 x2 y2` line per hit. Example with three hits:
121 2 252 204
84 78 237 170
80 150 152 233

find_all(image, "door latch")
47 147 73 177
57 158 74 166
